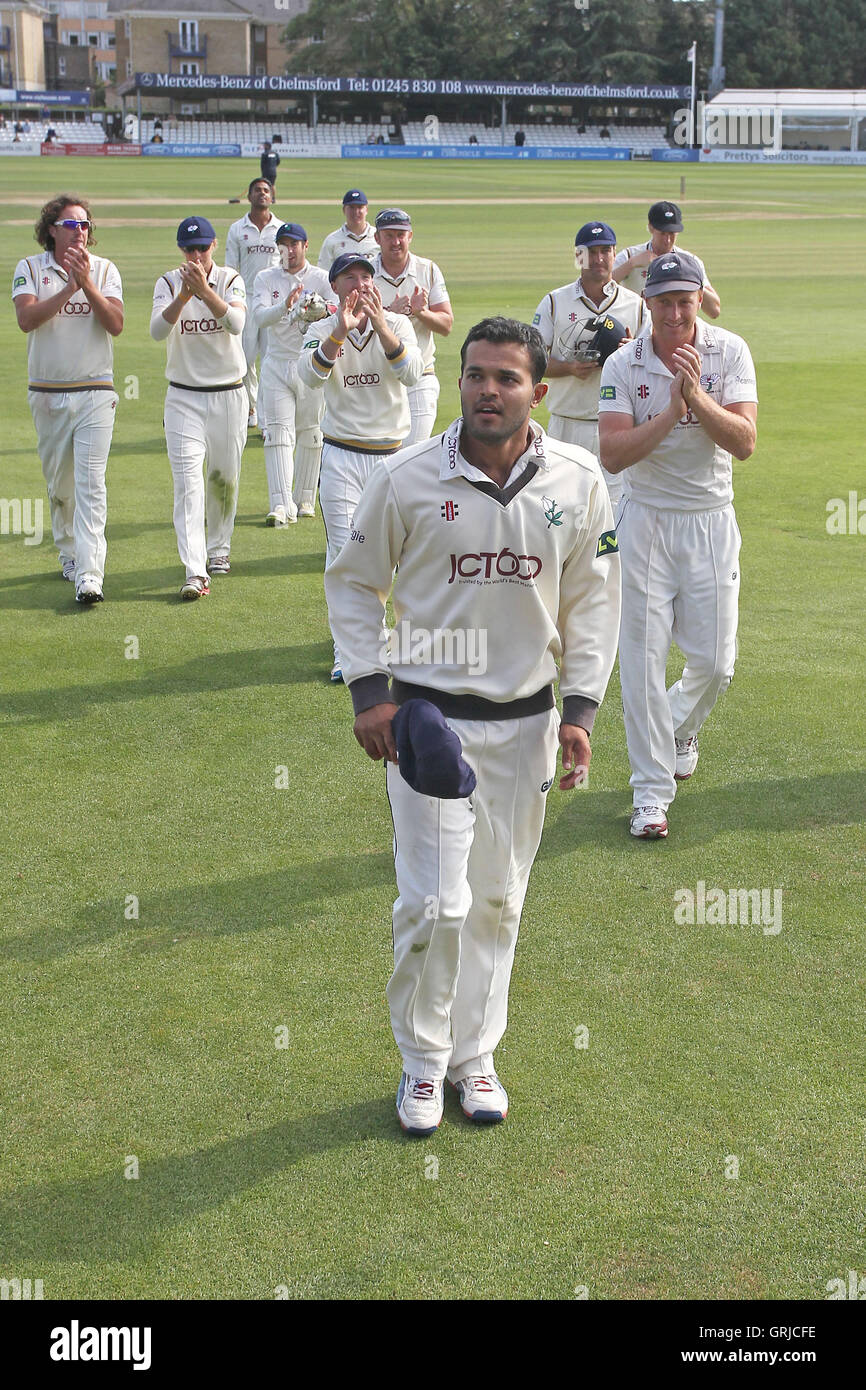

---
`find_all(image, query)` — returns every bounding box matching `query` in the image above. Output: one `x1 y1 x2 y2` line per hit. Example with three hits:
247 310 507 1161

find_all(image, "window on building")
179 20 199 52
107 34 115 47
88 32 99 46
58 56 67 75
180 61 200 76
66 32 80 45
255 64 266 77
125 59 132 78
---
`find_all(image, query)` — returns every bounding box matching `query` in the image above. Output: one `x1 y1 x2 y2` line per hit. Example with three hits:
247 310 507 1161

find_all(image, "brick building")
110 0 309 115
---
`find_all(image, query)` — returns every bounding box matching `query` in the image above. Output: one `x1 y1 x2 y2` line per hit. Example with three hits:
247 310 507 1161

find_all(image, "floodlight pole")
708 0 725 98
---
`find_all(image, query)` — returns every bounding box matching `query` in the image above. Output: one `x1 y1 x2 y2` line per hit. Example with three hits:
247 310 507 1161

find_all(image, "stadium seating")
401 122 670 148
132 120 672 150
0 121 107 145
0 118 670 149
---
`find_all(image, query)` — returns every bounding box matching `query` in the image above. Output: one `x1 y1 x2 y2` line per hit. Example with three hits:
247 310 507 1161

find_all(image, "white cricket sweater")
372 251 449 372
150 264 247 387
533 278 647 420
598 321 758 511
296 311 424 451
253 262 332 361
317 223 378 270
224 212 282 291
324 419 621 716
13 249 123 389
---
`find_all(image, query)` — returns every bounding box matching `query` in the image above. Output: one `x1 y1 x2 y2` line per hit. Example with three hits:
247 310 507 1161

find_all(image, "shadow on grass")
539 772 865 856
2 640 334 724
0 550 325 611
0 1098 402 1263
0 850 395 962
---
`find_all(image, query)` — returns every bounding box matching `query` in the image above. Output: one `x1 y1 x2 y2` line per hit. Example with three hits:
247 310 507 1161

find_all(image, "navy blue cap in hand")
393 700 477 800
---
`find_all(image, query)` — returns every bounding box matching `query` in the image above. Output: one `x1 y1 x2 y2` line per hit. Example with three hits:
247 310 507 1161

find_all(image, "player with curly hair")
12 193 123 604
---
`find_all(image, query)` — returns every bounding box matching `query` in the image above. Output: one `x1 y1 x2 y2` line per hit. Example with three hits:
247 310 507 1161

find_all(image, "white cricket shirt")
372 251 449 372
598 321 758 511
296 311 425 451
150 264 247 387
12 249 122 390
324 420 621 705
317 223 378 270
252 262 332 361
612 242 708 298
533 278 648 421
224 212 282 291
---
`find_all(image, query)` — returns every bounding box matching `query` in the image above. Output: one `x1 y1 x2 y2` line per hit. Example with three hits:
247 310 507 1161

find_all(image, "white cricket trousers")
547 413 623 509
258 356 324 514
386 707 560 1081
29 387 117 584
406 374 440 445
617 499 741 809
242 314 259 415
320 442 389 665
163 385 247 579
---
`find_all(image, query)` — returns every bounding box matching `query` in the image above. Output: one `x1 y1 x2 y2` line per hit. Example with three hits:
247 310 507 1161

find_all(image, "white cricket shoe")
206 555 231 575
180 576 210 601
396 1074 444 1137
454 1073 508 1124
675 735 699 781
75 578 103 605
297 502 316 518
247 408 257 429
329 663 344 684
61 559 75 582
630 805 669 839
266 507 288 527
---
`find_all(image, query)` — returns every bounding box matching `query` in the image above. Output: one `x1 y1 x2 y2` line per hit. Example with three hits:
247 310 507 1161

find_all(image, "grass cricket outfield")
0 157 863 1300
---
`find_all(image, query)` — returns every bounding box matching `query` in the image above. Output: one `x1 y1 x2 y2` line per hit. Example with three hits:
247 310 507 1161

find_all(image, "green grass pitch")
0 157 863 1301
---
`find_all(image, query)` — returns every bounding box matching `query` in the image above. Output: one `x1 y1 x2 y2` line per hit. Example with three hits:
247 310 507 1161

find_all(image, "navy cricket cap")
648 200 683 231
177 215 216 247
276 221 308 243
342 189 368 206
376 207 412 230
393 700 477 800
644 250 704 297
575 221 616 248
328 251 375 284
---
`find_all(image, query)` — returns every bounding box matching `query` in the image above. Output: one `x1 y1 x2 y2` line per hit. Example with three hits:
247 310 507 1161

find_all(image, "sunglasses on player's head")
54 219 91 231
